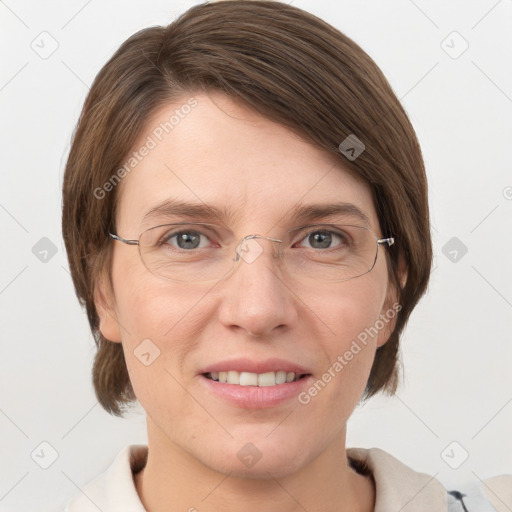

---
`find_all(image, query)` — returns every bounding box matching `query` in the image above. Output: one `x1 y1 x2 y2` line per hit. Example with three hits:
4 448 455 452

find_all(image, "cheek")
115 275 206 350
111 245 204 341
112 277 211 420
305 269 388 347
296 272 389 411
111 258 202 368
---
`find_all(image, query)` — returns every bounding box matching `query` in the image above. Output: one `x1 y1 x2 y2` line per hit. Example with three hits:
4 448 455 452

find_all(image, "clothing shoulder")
64 444 147 512
64 444 511 512
348 447 511 512
348 447 447 511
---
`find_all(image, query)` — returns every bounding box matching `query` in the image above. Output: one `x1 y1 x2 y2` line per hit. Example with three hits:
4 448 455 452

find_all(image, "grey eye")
308 231 333 249
176 232 201 249
164 230 209 250
298 230 346 250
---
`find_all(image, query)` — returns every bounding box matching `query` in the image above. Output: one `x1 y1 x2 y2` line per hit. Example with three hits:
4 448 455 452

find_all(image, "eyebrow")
142 199 241 226
287 202 370 226
141 199 370 227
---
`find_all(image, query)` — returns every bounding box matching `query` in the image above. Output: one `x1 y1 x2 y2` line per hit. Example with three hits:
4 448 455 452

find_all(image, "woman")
61 1 506 510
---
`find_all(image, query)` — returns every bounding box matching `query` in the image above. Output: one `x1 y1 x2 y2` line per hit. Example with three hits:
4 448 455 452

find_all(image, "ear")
93 270 122 343
376 254 407 348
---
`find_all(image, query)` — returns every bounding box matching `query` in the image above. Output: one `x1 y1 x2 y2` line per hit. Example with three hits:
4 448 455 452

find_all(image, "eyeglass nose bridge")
233 234 284 265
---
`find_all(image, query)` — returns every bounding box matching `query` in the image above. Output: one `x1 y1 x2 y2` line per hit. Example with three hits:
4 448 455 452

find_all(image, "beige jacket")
64 444 509 511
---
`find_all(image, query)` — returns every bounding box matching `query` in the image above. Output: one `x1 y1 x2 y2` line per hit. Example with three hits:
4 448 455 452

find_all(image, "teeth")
206 370 303 386
275 371 287 384
227 370 239 384
258 372 275 386
240 372 258 386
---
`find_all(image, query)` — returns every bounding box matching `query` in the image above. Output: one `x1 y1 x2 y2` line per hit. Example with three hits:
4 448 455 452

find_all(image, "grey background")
1 0 511 510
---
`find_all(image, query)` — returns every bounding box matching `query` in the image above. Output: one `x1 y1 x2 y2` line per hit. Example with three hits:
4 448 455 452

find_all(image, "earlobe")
398 255 408 291
93 272 122 343
376 255 407 348
375 310 395 348
376 296 400 348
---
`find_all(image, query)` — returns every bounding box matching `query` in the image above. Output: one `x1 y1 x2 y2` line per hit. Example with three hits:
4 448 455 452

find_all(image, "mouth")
197 358 313 407
203 370 309 386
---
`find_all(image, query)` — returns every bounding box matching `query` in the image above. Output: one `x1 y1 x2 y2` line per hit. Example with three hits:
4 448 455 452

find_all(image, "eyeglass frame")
108 222 395 283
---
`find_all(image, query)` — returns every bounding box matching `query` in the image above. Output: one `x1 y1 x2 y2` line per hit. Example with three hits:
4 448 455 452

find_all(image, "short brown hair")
62 0 432 416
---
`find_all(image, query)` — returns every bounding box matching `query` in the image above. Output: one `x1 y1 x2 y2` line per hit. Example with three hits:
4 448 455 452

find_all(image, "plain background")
1 1 511 510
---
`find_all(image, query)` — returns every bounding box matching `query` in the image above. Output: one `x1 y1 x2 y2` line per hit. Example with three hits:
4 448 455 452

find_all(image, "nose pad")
234 234 283 265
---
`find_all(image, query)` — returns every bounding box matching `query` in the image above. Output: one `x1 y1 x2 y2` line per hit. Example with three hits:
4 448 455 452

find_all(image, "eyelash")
294 229 348 249
159 227 351 250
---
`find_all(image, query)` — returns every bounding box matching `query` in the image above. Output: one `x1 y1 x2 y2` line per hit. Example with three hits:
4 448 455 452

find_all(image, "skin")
95 91 400 512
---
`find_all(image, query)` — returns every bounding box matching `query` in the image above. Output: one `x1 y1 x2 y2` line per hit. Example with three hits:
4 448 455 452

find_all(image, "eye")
295 229 349 250
161 229 212 250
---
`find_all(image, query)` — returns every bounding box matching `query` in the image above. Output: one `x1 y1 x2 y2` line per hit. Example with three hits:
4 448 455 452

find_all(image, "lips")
199 370 314 408
197 357 311 376
197 358 313 407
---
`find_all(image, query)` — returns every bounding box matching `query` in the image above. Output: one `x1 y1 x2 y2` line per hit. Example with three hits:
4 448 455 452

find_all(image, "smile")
204 370 306 386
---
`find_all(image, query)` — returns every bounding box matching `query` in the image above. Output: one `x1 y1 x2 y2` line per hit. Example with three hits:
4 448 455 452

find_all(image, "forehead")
115 92 379 234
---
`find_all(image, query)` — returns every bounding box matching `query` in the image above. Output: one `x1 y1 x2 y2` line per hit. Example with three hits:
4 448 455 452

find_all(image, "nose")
216 235 298 338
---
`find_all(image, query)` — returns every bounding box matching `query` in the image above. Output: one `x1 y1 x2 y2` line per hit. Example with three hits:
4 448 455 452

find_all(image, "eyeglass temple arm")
109 233 139 245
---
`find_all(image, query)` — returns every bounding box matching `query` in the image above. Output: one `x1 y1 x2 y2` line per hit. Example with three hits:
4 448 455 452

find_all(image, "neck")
134 419 375 512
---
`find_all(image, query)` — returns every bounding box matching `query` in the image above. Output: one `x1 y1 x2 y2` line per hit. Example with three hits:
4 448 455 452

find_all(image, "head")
62 0 431 476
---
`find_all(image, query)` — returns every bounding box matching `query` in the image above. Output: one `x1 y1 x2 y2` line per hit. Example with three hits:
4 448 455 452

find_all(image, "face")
96 91 397 478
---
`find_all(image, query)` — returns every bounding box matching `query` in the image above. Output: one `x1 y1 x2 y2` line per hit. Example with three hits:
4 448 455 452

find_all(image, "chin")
213 454 308 480
203 436 315 480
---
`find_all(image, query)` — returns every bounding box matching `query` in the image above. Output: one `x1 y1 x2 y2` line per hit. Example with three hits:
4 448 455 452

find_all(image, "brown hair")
62 0 432 416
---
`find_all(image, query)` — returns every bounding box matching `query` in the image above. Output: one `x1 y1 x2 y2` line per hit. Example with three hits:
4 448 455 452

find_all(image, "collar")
65 445 147 512
65 444 447 511
347 447 447 511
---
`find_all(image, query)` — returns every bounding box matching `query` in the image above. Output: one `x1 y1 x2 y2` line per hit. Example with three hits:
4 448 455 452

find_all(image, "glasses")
109 222 394 284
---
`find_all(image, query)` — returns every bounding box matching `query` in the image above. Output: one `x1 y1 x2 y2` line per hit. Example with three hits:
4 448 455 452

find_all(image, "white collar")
347 447 447 511
65 444 448 511
65 445 147 511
